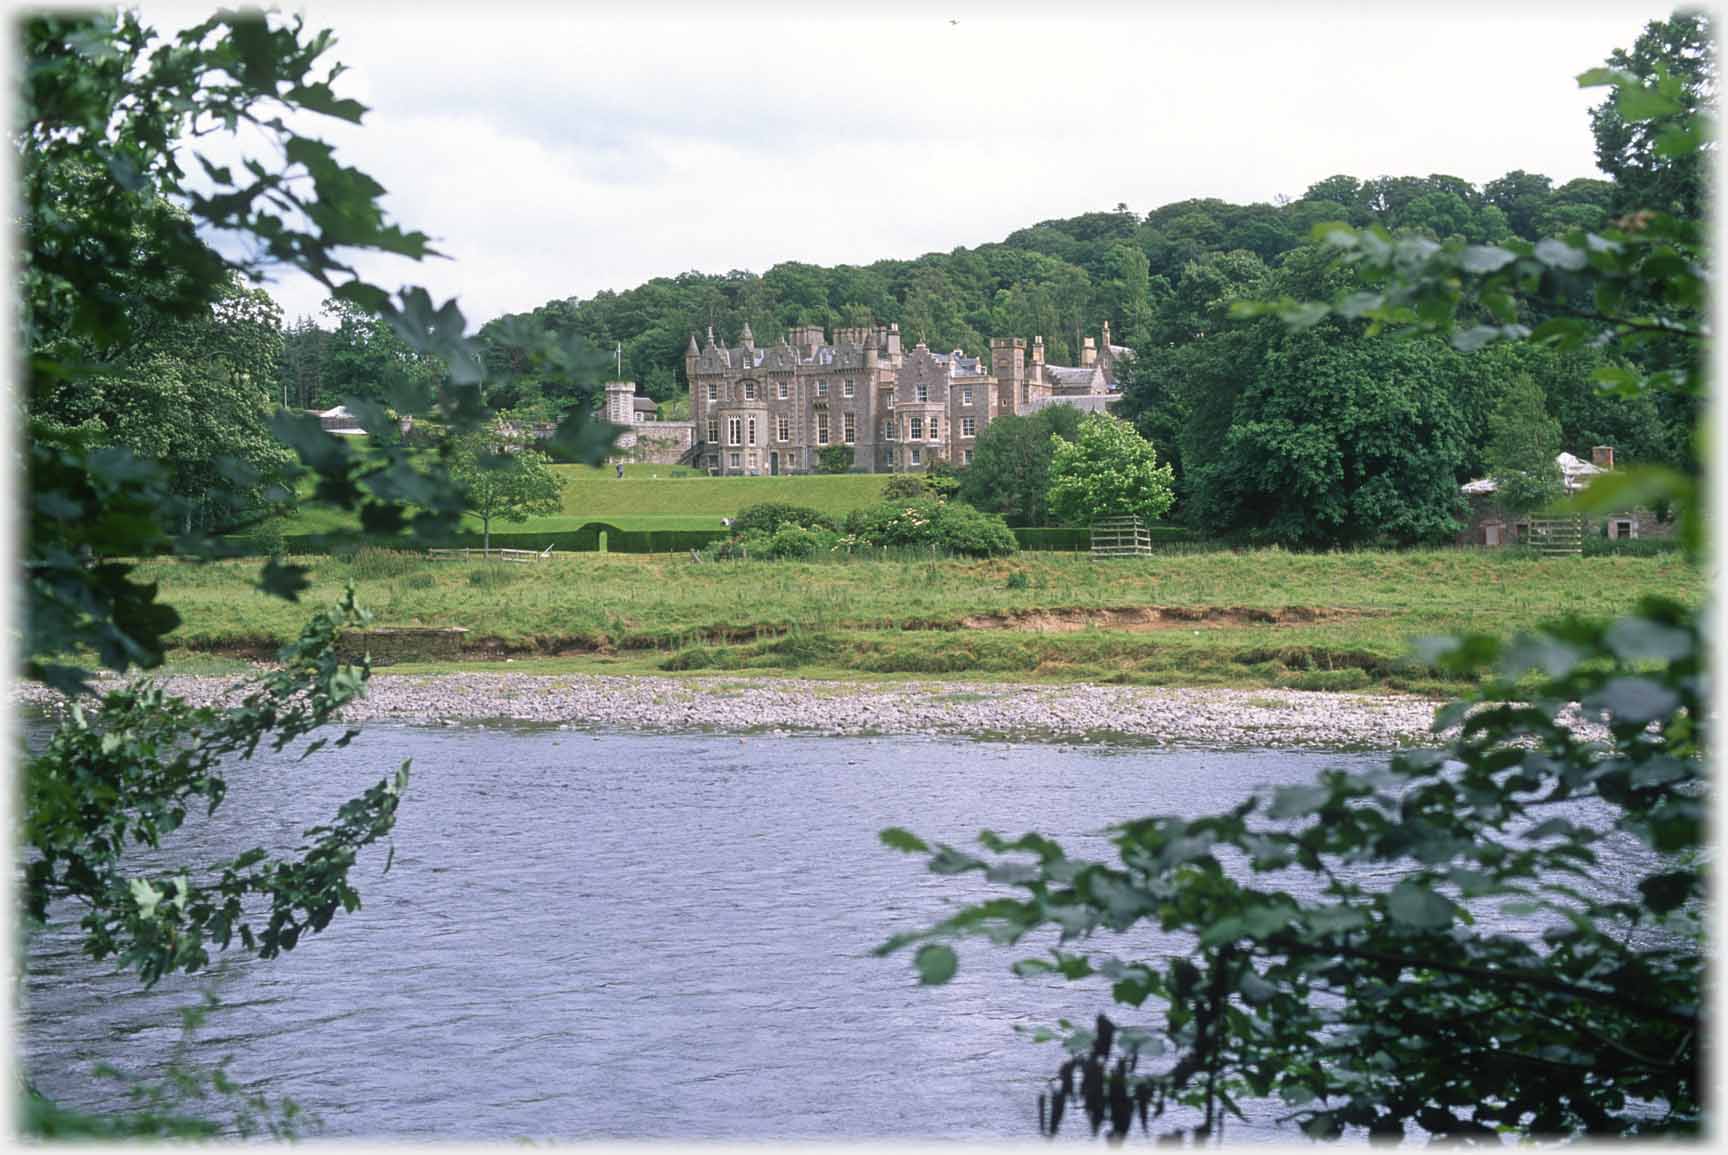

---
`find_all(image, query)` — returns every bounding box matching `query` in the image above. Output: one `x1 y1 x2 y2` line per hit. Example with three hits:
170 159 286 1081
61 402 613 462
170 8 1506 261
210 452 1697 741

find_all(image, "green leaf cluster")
1046 413 1176 527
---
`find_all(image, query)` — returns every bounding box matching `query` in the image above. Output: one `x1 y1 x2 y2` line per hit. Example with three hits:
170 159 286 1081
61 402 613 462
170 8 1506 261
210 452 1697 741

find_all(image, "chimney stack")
1080 336 1097 367
1592 445 1615 471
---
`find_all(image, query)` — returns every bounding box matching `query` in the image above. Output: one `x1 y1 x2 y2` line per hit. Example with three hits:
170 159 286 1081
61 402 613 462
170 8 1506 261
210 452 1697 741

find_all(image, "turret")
684 333 699 388
1031 335 1046 377
605 380 636 426
740 320 754 350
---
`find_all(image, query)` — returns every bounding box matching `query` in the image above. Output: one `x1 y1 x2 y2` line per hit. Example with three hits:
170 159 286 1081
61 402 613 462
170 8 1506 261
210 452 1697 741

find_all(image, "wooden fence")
1525 516 1586 557
426 545 554 563
1090 515 1154 558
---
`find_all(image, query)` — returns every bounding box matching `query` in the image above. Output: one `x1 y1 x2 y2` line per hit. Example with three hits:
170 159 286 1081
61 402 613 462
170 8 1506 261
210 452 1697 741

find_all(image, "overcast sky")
150 1 1676 329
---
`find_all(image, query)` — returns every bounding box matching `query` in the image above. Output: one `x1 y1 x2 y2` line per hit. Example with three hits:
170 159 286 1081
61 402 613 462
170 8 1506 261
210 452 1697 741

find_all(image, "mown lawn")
272 468 893 536
147 548 1702 694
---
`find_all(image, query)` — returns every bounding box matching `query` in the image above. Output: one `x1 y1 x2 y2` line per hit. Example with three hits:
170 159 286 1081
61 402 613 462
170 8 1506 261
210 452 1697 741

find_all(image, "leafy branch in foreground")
23 586 409 986
879 598 1702 1140
22 992 317 1139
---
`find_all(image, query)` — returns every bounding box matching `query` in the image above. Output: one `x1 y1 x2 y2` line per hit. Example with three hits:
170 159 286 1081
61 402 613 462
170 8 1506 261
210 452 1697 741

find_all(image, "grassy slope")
275 468 893 535
149 549 1702 693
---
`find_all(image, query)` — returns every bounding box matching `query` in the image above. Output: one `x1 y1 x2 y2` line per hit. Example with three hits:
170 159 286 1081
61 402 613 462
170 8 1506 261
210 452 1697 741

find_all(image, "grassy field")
147 548 1702 694
274 467 893 535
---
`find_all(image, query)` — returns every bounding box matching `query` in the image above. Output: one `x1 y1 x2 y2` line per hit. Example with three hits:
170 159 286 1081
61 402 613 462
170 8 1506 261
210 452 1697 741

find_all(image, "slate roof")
1045 366 1099 388
1023 393 1121 415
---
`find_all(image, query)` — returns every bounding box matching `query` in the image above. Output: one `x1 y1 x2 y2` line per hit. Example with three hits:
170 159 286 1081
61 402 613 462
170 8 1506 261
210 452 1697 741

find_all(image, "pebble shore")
16 671 1452 749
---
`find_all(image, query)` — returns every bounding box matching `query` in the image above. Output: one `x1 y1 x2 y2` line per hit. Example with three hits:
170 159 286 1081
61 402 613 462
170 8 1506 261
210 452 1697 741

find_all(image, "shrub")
924 461 961 500
880 474 927 500
1581 534 1682 557
730 503 838 536
816 445 854 474
734 523 842 560
843 498 1018 557
1005 571 1030 590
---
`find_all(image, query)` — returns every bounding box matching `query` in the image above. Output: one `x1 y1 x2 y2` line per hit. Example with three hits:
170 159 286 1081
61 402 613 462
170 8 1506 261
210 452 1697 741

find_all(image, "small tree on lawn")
1045 412 1175 528
450 428 565 554
1484 374 1566 516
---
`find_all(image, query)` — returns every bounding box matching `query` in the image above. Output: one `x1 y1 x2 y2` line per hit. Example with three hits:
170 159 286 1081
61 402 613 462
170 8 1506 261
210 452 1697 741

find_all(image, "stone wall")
337 626 469 665
613 421 695 465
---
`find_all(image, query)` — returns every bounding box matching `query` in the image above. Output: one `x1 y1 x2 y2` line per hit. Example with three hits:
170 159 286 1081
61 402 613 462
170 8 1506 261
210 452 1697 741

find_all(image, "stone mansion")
681 321 1132 475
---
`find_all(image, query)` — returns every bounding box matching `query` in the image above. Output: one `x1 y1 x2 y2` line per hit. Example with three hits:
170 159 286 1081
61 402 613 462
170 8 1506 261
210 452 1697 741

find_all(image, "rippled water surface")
19 724 1642 1141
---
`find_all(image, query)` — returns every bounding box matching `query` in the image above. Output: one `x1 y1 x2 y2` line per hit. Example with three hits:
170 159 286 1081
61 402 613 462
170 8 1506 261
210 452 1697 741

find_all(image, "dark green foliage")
844 499 1019 557
1010 527 1093 551
729 503 840 536
1187 331 1475 547
817 445 855 474
959 406 1084 526
27 427 184 693
1009 526 1190 551
259 525 731 556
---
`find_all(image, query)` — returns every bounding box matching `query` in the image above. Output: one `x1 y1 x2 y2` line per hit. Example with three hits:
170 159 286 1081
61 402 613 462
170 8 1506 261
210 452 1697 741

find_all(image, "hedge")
259 523 729 557
1011 525 1193 551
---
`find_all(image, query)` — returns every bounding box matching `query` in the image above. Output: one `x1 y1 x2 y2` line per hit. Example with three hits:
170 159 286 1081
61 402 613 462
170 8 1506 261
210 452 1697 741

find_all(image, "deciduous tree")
1482 374 1565 514
1045 413 1174 527
450 429 567 553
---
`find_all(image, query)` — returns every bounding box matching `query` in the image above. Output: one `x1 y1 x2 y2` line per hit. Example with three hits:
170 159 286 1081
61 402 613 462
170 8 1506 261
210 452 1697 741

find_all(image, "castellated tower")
990 337 1024 413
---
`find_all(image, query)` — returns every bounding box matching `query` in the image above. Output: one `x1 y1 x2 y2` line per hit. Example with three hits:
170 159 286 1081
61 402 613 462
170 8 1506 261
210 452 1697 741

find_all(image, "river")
17 723 1646 1141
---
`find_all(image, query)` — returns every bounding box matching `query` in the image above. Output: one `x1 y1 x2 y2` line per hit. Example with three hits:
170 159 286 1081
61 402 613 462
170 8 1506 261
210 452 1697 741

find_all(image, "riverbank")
136 549 1700 694
16 671 1449 749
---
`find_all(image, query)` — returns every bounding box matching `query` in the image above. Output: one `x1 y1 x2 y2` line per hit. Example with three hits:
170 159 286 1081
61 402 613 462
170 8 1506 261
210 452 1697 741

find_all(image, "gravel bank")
16 672 1449 749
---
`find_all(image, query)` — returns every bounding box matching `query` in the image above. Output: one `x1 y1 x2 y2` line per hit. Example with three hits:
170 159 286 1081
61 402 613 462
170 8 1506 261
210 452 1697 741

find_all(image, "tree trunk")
483 516 491 558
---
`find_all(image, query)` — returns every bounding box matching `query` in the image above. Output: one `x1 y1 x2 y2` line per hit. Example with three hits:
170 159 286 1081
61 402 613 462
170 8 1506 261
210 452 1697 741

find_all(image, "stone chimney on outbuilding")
1080 336 1097 368
1592 445 1615 471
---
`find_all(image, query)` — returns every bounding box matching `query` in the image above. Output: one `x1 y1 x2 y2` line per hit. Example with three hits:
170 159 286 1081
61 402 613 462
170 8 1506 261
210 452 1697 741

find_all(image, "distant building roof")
1023 393 1121 416
1462 451 1606 495
1046 366 1098 388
